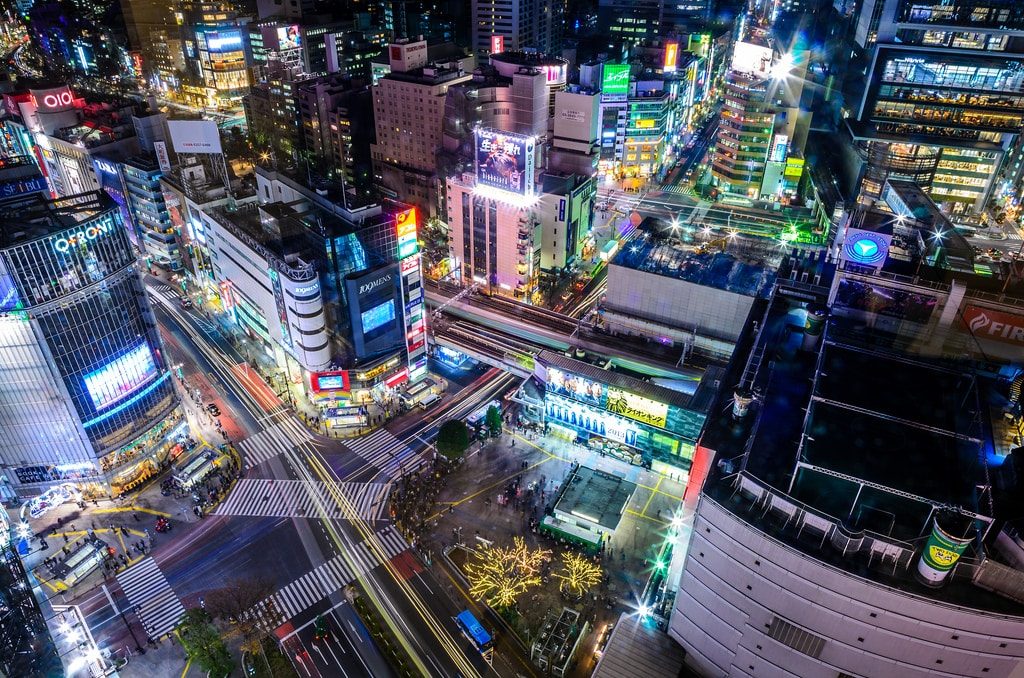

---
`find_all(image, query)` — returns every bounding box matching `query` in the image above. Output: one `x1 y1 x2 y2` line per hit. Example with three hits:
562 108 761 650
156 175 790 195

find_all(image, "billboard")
83 343 158 411
154 141 172 172
206 30 243 52
917 519 972 585
606 388 668 428
0 175 47 199
0 259 20 312
475 128 534 197
277 25 301 50
396 207 418 259
547 367 606 407
664 42 679 72
311 371 350 393
961 305 1024 347
602 64 630 96
346 265 403 360
167 120 223 155
491 35 504 54
31 86 76 113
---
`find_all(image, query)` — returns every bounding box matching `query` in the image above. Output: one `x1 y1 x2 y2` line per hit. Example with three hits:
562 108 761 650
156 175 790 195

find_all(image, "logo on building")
962 305 1024 346
52 213 117 253
842 231 889 267
359 274 393 296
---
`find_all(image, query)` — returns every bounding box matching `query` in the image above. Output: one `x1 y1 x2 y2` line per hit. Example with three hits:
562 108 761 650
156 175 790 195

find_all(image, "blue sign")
0 176 48 198
844 233 888 266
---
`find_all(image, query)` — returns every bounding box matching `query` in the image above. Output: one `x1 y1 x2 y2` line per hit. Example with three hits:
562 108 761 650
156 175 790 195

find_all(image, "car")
155 517 171 533
312 615 329 642
179 297 192 308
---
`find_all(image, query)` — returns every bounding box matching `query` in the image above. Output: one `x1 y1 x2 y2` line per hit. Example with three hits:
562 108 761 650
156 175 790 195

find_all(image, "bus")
455 610 493 664
466 400 501 440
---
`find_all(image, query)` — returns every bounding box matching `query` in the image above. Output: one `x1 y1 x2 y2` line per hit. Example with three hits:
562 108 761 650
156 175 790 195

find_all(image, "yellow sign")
356 357 400 382
635 119 655 129
605 388 668 428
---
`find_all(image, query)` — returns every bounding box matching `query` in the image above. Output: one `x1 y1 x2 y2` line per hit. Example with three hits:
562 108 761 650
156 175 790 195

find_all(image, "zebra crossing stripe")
214 479 389 521
347 430 414 470
239 420 313 468
116 557 185 638
259 527 409 621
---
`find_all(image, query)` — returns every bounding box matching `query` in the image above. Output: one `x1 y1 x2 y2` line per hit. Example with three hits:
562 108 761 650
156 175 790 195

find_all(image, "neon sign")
52 213 117 253
843 233 888 266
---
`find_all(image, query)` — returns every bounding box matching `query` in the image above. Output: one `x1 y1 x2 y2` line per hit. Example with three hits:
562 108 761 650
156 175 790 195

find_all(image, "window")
767 616 826 659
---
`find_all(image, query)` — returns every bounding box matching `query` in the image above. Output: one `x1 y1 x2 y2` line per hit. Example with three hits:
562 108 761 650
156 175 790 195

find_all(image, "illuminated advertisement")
961 305 1024 347
396 208 418 258
543 64 567 85
206 30 242 52
51 212 118 253
841 229 890 267
277 25 301 50
311 371 350 393
31 86 75 112
606 388 668 428
545 394 639 447
602 64 630 96
547 368 606 407
490 35 504 54
917 519 972 585
0 175 47 198
83 343 158 411
0 259 20 312
768 134 788 163
362 299 396 335
833 279 936 323
664 42 679 72
475 128 534 197
268 268 293 349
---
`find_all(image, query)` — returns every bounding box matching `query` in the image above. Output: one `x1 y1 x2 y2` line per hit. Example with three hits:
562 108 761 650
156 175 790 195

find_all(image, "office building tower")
27 0 131 79
597 0 661 46
0 192 182 500
471 0 556 56
123 154 182 271
371 39 472 218
848 0 1024 215
177 0 250 109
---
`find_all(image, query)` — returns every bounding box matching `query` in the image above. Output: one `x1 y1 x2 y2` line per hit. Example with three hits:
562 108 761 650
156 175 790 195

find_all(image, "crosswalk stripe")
239 420 312 469
252 527 409 623
116 557 185 638
214 479 389 521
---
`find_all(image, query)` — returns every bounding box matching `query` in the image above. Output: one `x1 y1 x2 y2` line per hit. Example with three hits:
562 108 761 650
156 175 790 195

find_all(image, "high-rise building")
177 0 251 109
371 39 472 217
27 0 131 79
848 0 1024 215
597 0 660 45
711 28 809 199
0 192 183 500
668 208 1024 677
123 154 183 271
471 0 556 56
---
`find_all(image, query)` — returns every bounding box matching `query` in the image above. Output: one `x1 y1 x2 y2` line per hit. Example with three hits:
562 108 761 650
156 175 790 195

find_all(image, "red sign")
962 305 1024 346
311 371 350 392
384 368 409 388
491 35 504 54
31 86 75 111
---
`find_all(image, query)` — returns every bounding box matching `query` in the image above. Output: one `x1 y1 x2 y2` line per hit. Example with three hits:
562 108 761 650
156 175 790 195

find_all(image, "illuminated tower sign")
396 207 427 382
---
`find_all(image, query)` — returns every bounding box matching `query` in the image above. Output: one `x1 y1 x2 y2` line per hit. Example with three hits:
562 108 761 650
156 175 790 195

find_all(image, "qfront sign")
52 213 117 253
962 305 1024 346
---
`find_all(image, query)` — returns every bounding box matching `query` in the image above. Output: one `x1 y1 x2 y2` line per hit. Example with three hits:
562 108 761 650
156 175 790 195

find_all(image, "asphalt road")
73 280 529 677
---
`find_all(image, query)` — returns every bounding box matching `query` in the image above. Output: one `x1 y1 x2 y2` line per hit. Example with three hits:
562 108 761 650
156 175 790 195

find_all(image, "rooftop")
554 466 636 531
610 224 776 299
0 191 116 249
593 614 688 678
697 287 1021 614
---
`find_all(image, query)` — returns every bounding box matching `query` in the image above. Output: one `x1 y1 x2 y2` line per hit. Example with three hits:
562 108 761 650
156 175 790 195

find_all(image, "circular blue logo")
844 233 888 265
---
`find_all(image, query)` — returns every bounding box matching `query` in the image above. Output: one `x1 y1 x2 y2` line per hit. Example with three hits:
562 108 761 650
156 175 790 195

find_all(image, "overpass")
425 282 705 382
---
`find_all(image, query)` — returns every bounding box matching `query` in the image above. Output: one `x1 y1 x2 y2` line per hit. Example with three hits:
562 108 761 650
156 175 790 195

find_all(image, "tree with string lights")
554 552 602 598
465 537 551 609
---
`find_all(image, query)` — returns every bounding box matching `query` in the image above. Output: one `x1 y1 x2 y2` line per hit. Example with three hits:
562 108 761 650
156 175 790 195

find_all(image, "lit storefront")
538 352 711 472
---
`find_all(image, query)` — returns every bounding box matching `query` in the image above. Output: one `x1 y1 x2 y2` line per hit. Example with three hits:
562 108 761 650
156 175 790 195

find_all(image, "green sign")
602 64 630 96
917 520 971 585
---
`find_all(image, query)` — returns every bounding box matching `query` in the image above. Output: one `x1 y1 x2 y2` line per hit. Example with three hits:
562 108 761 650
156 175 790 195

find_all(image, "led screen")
361 299 396 334
83 343 158 411
475 128 534 197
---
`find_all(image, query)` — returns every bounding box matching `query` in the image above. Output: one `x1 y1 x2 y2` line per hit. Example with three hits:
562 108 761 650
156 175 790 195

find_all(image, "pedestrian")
133 513 139 522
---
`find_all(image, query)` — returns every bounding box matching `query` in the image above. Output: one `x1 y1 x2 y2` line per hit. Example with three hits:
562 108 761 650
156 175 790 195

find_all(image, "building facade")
0 193 182 500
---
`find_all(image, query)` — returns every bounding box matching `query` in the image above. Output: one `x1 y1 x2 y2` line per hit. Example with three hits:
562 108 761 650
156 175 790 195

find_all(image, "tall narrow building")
471 0 557 56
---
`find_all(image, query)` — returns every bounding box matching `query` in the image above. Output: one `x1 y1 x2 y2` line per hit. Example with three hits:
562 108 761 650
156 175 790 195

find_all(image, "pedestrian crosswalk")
214 479 390 522
251 526 409 623
116 557 185 640
238 419 312 469
345 429 425 477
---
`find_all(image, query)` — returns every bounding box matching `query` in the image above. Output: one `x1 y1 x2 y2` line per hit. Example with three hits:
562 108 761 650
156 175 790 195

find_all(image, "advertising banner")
547 368 606 407
278 25 301 50
664 42 679 72
154 141 172 172
917 520 972 585
0 175 48 199
962 305 1024 347
606 388 668 428
475 128 534 197
167 120 223 155
311 371 350 393
490 35 504 54
602 64 630 96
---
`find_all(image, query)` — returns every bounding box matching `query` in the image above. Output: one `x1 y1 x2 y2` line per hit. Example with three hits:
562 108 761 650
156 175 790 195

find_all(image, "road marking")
101 584 120 615
116 557 185 639
344 429 425 477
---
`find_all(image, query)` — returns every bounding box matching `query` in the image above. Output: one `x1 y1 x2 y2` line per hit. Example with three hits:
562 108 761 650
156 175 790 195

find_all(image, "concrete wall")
669 497 1024 678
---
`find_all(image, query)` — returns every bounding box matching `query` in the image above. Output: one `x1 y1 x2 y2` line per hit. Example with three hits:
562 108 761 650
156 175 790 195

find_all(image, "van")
418 393 440 409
